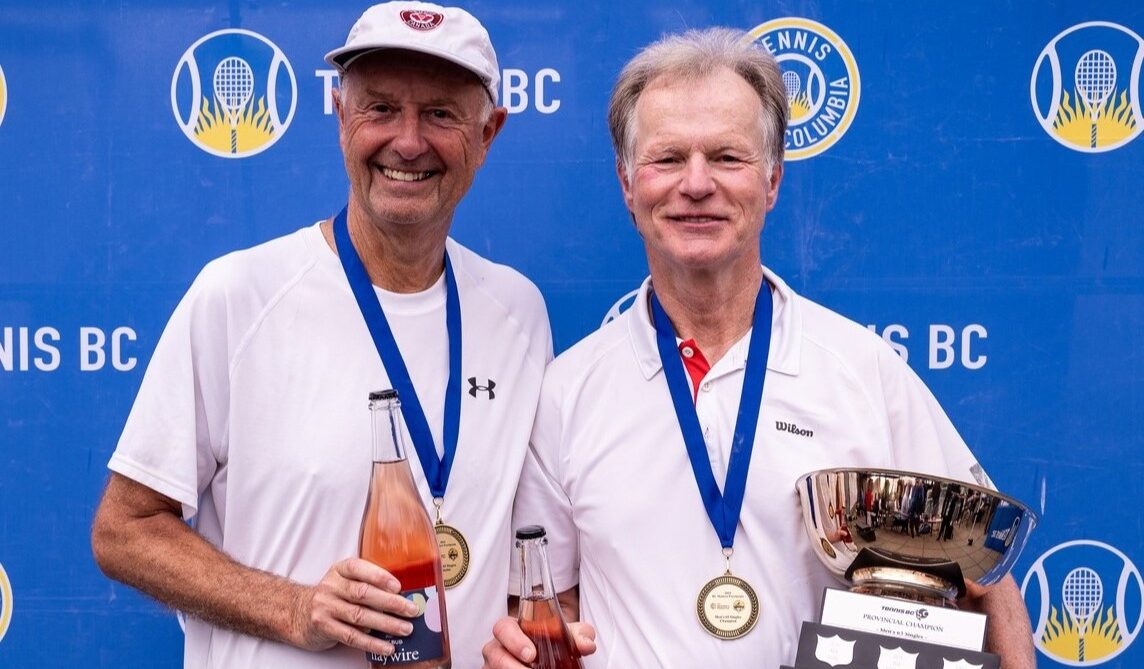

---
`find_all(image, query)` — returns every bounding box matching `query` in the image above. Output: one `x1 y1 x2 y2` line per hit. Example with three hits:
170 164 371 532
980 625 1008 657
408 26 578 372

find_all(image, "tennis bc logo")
745 18 861 161
1021 540 1143 665
171 29 298 158
1031 22 1144 153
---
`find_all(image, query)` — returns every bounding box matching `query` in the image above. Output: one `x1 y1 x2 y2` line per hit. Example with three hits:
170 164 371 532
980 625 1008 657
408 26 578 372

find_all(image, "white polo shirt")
110 223 552 669
512 268 987 668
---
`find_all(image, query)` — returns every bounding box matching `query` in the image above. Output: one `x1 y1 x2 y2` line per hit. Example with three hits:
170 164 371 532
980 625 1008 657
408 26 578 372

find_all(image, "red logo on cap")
400 10 444 31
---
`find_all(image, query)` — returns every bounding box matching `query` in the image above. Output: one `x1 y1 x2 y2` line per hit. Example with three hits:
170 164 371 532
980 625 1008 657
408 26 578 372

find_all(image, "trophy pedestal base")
782 622 999 669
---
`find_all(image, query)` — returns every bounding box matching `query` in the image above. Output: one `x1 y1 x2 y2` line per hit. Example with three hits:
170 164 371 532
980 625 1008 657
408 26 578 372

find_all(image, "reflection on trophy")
782 468 1038 669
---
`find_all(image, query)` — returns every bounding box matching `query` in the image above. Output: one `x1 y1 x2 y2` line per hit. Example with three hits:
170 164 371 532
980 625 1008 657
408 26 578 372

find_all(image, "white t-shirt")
110 223 552 669
512 268 988 668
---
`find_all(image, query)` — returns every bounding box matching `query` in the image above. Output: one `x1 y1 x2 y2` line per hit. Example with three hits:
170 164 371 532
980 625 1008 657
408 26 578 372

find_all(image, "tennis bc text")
2 324 985 373
867 323 988 370
316 67 563 115
1 326 137 372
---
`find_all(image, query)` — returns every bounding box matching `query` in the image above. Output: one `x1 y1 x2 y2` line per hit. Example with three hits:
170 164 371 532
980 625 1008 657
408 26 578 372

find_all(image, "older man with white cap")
91 3 552 668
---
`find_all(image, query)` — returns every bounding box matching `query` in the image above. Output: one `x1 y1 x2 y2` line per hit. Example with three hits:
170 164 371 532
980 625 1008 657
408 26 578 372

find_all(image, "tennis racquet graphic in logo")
1030 22 1143 153
212 57 255 155
782 70 801 103
1073 50 1117 149
171 29 296 158
1062 567 1103 661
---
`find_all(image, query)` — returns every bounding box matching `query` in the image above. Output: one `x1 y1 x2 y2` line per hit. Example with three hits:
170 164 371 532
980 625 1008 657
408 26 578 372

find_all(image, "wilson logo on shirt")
776 421 814 438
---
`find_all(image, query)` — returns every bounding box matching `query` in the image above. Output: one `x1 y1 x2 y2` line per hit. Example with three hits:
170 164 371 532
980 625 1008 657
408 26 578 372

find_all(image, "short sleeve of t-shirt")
510 374 580 596
878 343 992 488
108 260 237 519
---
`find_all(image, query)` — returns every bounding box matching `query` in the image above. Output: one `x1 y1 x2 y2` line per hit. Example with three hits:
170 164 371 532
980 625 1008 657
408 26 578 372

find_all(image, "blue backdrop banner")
1 2 1141 666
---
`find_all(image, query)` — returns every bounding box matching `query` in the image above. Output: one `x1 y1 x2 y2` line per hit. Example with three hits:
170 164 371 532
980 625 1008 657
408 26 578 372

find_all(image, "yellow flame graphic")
1040 604 1123 662
789 91 812 122
193 94 275 154
1052 89 1137 148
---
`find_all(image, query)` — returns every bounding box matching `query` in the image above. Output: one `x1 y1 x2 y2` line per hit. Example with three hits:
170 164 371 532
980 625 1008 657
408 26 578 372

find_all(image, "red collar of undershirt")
677 338 711 402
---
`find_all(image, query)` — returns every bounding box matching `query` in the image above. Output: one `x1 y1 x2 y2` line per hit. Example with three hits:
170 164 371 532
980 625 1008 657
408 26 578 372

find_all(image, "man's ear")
481 106 509 150
331 84 348 141
765 160 783 212
616 158 635 213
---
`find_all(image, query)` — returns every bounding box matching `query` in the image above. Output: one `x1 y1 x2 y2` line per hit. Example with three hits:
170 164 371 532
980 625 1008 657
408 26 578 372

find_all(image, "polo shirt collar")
627 265 802 381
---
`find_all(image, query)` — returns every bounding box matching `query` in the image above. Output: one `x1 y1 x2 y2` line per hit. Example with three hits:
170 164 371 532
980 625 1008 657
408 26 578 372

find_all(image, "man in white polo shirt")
91 3 551 667
482 27 1034 669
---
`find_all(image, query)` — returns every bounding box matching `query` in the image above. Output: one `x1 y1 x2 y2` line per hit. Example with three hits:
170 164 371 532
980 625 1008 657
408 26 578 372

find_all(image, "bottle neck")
518 537 557 600
370 397 407 463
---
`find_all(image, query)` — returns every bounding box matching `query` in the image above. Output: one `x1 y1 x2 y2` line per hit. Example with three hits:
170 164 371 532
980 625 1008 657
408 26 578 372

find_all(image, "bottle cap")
369 389 399 401
515 525 546 540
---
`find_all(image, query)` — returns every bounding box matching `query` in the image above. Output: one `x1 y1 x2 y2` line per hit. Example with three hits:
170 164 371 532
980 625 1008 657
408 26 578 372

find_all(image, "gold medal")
696 573 759 639
820 537 837 559
433 498 470 588
435 523 470 588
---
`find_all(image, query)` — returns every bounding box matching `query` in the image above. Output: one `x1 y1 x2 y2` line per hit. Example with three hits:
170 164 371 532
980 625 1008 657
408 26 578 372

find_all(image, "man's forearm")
557 586 580 622
972 577 1036 669
508 586 579 622
91 474 309 646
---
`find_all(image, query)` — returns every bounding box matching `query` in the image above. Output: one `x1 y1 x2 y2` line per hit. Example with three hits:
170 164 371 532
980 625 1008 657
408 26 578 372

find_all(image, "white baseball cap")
325 1 501 104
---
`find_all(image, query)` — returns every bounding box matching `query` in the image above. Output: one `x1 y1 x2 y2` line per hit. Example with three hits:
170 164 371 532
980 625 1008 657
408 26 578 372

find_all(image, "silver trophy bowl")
796 468 1038 608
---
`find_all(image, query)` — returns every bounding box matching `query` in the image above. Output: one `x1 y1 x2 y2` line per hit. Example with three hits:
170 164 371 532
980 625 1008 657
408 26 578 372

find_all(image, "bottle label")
367 585 445 665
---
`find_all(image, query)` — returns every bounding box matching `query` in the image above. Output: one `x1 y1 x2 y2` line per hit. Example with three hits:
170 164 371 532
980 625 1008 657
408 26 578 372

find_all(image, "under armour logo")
468 377 496 399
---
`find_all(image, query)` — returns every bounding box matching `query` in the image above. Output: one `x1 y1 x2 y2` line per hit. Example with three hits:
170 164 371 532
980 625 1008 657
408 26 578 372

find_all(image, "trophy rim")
795 467 1040 525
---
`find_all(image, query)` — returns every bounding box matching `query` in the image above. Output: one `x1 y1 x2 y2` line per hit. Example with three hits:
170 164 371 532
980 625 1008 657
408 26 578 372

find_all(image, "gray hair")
608 27 788 176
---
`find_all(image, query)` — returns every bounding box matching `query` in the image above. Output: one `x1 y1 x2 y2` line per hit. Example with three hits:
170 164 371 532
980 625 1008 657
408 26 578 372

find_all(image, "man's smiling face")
335 49 501 234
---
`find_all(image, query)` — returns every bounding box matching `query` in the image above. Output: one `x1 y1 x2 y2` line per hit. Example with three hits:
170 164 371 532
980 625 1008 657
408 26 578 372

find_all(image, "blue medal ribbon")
650 283 772 550
334 206 461 499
